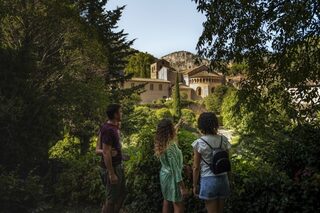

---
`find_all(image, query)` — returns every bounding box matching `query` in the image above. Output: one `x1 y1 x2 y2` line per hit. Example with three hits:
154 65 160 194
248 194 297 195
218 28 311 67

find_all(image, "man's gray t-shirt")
192 135 231 177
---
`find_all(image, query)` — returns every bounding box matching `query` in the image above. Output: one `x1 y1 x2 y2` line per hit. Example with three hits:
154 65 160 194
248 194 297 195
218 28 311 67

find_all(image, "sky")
107 0 206 58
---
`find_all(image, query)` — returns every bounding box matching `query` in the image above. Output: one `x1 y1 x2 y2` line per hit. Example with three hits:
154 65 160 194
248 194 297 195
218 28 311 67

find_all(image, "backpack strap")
199 137 212 166
219 136 223 149
199 137 214 150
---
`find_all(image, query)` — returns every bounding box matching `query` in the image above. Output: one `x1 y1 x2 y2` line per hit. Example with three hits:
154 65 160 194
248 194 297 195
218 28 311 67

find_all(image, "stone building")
124 51 226 103
183 65 225 99
122 78 171 103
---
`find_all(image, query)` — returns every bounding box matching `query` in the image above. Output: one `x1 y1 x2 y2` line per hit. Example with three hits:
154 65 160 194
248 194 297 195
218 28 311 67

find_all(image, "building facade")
122 78 171 103
125 51 227 103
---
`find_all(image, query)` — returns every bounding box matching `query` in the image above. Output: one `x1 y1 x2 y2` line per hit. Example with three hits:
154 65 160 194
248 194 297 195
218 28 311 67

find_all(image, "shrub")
52 153 105 205
155 108 173 120
226 151 320 213
0 168 44 213
181 109 196 127
125 126 162 213
221 88 241 129
204 85 229 114
49 133 80 160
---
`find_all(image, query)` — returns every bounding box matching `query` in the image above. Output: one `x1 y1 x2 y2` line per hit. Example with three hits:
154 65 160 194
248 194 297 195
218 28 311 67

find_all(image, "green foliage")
0 0 138 173
125 52 156 78
52 153 105 205
221 88 240 129
0 0 141 211
125 126 162 212
227 61 248 76
181 109 196 127
194 0 320 120
155 108 173 120
204 85 229 114
0 168 44 213
49 133 80 160
177 129 197 165
226 124 320 213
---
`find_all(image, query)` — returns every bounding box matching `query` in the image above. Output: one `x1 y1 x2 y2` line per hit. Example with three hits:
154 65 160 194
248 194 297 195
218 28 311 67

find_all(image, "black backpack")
200 136 231 175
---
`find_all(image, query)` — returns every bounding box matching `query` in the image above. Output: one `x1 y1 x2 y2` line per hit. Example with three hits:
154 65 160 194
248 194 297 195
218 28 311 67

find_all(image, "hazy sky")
107 0 206 58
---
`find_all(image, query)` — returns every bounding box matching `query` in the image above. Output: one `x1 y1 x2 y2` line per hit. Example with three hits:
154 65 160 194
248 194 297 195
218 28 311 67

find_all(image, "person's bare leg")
173 202 184 213
162 200 173 213
205 200 219 213
104 200 115 213
217 199 225 213
114 194 126 213
101 203 106 213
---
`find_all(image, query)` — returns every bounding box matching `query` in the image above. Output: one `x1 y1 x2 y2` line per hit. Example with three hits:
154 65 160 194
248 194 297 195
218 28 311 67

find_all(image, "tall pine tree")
78 1 140 103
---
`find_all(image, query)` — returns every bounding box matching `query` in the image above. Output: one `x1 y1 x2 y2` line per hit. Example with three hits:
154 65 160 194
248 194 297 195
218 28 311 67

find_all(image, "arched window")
196 87 202 96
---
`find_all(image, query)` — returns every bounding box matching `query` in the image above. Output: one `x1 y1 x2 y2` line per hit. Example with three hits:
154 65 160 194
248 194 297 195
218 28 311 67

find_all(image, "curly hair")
154 118 175 157
197 112 219 135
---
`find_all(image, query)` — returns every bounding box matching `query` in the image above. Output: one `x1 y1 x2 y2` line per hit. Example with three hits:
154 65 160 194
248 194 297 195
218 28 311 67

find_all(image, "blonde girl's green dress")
159 142 184 202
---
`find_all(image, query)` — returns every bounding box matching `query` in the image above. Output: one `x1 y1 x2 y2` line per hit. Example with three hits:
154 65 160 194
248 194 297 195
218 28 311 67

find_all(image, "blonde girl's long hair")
154 118 175 157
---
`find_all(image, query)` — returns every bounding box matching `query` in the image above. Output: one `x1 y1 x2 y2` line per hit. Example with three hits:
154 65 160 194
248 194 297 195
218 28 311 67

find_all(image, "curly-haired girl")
155 118 188 213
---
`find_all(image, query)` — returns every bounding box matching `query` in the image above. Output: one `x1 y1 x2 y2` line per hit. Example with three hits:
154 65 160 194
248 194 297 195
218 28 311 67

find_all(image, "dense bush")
155 108 173 120
0 168 44 213
51 153 105 205
181 108 197 127
125 126 162 213
204 85 229 114
220 85 320 212
226 141 320 213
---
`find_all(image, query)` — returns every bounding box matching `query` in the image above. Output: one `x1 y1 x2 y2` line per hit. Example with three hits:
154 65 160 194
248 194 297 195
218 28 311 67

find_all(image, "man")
100 103 126 213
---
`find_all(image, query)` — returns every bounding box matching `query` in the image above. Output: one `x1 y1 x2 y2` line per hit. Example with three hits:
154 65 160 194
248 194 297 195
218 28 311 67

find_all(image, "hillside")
161 51 209 71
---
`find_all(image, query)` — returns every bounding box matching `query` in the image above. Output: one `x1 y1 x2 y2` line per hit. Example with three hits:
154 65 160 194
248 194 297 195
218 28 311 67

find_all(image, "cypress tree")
173 72 182 119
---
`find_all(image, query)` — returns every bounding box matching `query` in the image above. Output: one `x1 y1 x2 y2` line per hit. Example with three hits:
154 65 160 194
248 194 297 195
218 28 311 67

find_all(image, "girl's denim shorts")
199 174 230 200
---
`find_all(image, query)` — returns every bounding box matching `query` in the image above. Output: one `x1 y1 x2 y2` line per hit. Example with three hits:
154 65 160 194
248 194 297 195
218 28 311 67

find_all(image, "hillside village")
122 51 243 103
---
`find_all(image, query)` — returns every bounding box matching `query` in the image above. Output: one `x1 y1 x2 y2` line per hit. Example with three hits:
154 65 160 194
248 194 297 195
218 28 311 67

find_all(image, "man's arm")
103 143 118 184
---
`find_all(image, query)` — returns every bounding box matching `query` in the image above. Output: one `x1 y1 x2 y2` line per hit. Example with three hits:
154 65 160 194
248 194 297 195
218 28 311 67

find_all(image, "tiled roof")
189 71 221 78
130 78 171 83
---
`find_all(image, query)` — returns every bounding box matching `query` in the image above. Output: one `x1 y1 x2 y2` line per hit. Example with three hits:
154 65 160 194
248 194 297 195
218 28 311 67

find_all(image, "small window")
211 87 215 93
196 87 202 96
150 83 154 90
159 84 163 91
131 83 135 87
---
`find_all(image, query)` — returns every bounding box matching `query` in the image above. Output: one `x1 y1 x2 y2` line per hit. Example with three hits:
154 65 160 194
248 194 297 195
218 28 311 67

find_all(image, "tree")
0 0 138 173
78 1 140 103
204 85 229 114
0 0 82 173
193 0 320 122
125 52 156 78
172 73 182 119
61 1 142 154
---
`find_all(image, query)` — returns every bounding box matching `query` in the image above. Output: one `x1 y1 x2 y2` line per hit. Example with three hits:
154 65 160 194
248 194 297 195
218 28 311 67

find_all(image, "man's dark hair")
106 103 121 120
197 112 219 135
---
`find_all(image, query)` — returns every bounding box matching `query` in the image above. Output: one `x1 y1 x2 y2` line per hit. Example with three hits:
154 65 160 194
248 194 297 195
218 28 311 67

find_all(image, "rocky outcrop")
161 51 209 71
